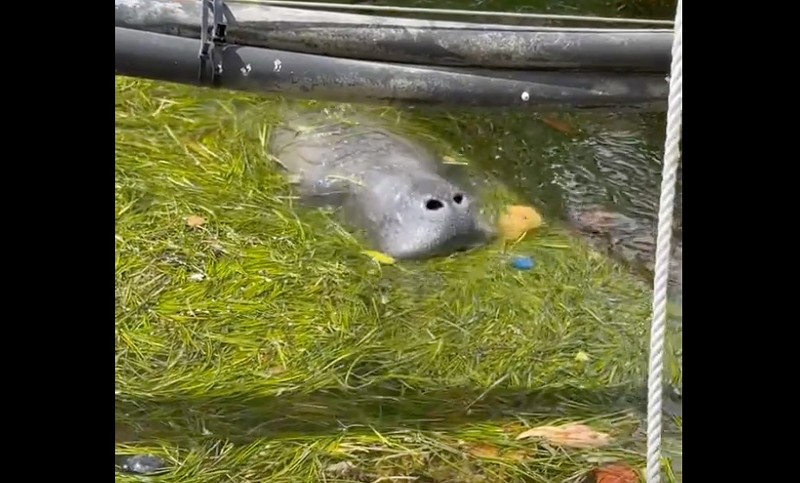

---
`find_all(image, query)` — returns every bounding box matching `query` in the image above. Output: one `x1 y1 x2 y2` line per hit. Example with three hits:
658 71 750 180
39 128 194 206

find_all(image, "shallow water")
363 0 685 315
393 116 685 478
346 0 682 226
116 0 682 480
338 0 684 476
399 109 682 299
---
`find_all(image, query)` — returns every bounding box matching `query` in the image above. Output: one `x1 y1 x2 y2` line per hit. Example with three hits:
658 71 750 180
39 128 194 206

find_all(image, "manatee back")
269 109 439 201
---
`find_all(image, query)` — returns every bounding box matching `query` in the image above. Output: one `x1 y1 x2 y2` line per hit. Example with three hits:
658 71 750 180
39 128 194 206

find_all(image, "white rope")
646 0 681 482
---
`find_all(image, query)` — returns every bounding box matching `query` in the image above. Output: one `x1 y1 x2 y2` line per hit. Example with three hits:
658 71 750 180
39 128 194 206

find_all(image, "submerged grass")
115 77 681 482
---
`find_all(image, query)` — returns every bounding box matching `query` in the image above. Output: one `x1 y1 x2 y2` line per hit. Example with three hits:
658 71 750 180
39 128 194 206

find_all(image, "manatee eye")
452 193 464 205
425 198 444 211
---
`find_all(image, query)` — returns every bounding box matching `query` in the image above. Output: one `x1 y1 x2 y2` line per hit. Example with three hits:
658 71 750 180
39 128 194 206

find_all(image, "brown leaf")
468 444 500 459
595 464 640 483
515 423 612 449
186 215 206 228
541 116 576 134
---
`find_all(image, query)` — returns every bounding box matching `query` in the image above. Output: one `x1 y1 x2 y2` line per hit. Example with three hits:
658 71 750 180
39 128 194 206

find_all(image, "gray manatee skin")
269 108 496 260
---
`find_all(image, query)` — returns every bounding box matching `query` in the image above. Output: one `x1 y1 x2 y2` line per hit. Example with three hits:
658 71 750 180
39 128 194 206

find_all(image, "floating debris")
511 256 535 270
361 250 396 265
186 215 206 228
188 272 206 282
516 423 612 449
575 350 591 362
499 205 543 241
324 461 358 478
118 454 169 475
540 115 577 135
594 463 640 483
467 443 501 459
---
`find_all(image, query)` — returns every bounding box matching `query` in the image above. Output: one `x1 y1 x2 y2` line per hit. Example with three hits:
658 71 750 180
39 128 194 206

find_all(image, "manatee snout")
374 178 496 260
422 191 466 212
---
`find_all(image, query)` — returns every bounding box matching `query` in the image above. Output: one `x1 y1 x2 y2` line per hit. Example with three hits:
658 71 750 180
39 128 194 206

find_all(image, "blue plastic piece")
511 256 535 270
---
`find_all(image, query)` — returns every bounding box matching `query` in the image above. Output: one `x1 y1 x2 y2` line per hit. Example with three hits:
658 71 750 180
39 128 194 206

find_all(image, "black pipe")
115 27 668 111
115 0 673 73
237 25 671 73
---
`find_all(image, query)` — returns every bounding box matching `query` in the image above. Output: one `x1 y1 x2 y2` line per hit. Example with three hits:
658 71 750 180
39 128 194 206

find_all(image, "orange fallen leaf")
186 215 206 228
595 463 640 483
498 205 543 241
468 444 500 459
541 116 576 134
515 423 612 449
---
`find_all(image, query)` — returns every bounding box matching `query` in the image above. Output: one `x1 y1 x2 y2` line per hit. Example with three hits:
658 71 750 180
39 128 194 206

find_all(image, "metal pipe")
115 27 668 111
230 0 674 27
115 0 673 72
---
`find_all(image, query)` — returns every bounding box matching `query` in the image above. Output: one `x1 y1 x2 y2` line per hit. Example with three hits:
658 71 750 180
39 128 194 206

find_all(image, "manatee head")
352 171 496 260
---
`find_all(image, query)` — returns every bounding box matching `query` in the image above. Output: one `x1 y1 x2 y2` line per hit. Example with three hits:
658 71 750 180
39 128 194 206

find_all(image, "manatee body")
269 108 495 260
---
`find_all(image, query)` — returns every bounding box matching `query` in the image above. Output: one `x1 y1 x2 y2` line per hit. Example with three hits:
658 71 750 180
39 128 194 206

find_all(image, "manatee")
269 107 496 259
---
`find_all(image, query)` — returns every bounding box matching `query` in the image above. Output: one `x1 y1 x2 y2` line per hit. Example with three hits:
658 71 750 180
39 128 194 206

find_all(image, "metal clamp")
198 0 228 87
